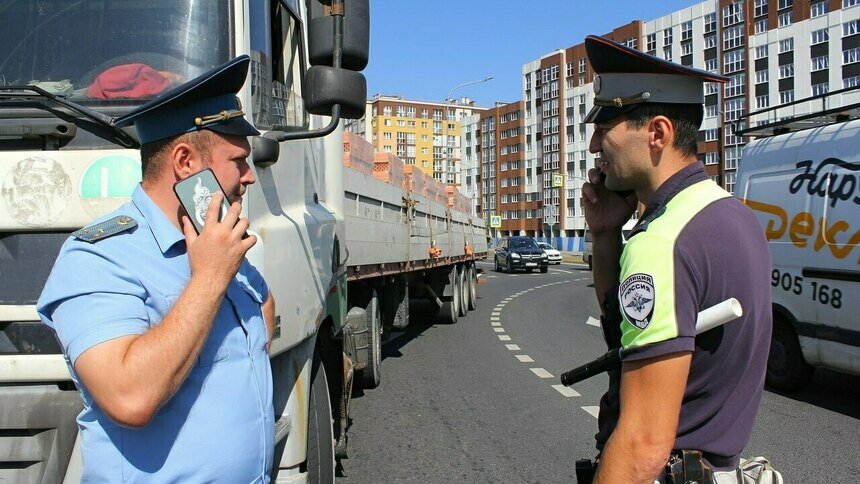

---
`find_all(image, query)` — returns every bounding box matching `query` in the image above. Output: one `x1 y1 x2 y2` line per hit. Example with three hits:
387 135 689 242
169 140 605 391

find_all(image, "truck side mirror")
307 0 369 71
304 66 367 119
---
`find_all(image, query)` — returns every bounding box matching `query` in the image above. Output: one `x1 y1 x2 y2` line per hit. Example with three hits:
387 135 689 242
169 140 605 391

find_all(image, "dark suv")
494 236 549 273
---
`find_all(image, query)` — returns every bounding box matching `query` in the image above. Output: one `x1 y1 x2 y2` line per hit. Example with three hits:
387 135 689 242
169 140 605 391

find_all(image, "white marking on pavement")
582 406 600 418
490 316 500 321
491 322 501 327
505 344 521 351
552 385 581 397
530 368 553 379
491 312 501 316
516 355 534 363
493 328 505 333
586 317 601 327
498 335 511 341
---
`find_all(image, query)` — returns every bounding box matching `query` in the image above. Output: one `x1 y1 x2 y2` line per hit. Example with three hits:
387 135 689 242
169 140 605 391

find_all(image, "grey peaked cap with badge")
113 55 260 145
584 35 729 124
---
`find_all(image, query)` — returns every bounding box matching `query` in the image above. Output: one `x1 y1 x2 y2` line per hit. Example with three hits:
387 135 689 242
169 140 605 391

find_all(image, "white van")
736 114 860 391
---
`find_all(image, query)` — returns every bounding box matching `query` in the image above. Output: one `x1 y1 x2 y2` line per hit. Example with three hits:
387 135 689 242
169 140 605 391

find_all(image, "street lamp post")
441 76 493 189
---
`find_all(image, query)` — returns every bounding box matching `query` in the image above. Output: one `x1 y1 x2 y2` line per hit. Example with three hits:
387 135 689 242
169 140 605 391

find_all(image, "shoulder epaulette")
72 215 137 243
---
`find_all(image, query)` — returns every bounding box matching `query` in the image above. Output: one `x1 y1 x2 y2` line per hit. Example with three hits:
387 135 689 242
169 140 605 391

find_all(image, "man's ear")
171 142 199 179
648 115 674 152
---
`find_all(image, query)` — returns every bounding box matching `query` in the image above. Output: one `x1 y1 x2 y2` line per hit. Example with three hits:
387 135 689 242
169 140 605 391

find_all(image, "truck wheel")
766 317 814 391
306 351 335 483
437 272 460 324
467 265 478 311
458 267 469 317
357 291 382 389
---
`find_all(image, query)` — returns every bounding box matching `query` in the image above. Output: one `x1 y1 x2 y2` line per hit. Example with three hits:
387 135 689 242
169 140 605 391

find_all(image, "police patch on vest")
619 273 655 330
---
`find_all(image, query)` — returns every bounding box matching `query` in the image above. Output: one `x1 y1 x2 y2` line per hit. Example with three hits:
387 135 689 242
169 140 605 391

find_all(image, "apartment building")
345 94 485 186
518 0 860 249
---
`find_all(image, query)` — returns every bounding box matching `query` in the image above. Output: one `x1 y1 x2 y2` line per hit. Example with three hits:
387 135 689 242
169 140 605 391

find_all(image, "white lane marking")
491 322 501 327
490 316 500 321
493 328 505 333
582 406 600 418
498 335 511 341
552 269 573 274
503 298 513 302
491 312 501 316
552 385 581 397
586 317 601 327
530 368 554 379
505 344 521 351
486 275 497 279
516 354 534 363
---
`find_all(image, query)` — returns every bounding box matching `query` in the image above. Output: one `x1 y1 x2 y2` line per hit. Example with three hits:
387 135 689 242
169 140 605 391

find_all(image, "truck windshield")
0 0 232 113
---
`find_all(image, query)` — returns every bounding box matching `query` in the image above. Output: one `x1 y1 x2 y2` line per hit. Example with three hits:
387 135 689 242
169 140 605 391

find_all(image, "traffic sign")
489 214 501 228
552 173 564 187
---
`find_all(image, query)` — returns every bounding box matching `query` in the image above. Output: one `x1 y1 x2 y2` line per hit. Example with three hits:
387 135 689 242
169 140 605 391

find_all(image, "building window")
779 37 794 53
706 82 720 94
383 106 392 116
755 45 769 59
705 13 717 34
755 69 769 83
846 0 859 7
723 2 744 26
682 21 693 41
810 1 828 17
704 34 717 49
778 11 793 27
663 47 673 61
756 95 770 109
705 104 719 118
812 83 829 96
724 25 745 50
844 76 860 88
754 0 768 17
383 132 392 140
724 98 745 121
646 33 657 52
579 57 586 73
726 74 746 97
844 20 860 37
704 128 719 141
811 28 829 45
682 42 693 55
725 148 741 171
811 55 829 71
705 58 718 72
725 171 737 194
844 47 860 64
778 0 793 9
779 64 794 79
704 152 720 165
779 89 795 103
664 28 673 46
755 19 768 34
724 50 745 73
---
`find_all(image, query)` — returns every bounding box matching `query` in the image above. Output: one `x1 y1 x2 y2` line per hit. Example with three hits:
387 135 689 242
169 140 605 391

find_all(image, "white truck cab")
736 87 860 391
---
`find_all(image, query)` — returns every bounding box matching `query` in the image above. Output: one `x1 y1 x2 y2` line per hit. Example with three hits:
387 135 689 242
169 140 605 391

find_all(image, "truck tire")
458 266 469 317
467 265 478 311
766 317 814 391
357 291 382 389
306 351 335 484
437 271 460 324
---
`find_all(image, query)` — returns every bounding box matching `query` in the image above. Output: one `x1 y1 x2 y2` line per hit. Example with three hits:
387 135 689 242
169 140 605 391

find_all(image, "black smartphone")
173 168 231 234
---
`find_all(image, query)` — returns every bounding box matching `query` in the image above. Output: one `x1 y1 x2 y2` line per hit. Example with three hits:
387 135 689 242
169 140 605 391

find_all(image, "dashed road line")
498 335 511 341
493 328 505 333
552 385 581 397
530 368 554 379
505 344 521 351
582 406 600 418
516 354 534 363
491 322 501 327
586 316 601 327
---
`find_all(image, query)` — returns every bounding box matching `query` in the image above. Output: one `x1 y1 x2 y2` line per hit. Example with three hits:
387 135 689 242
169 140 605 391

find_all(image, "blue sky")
365 0 702 107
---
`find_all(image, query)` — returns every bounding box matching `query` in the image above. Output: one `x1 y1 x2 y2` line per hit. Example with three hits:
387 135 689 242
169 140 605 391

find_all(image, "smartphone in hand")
173 168 231 234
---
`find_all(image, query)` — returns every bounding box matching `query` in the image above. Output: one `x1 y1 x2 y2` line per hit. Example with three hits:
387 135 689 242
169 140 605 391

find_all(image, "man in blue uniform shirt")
580 36 772 483
37 56 276 482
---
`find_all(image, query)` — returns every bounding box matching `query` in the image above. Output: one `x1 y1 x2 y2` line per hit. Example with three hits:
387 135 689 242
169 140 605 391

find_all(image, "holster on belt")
575 458 597 484
662 450 713 484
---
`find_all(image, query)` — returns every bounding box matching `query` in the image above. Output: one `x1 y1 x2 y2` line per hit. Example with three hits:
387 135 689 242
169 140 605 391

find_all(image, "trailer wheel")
357 291 382 389
467 265 478 311
458 266 469 317
306 350 335 483
437 272 460 324
766 317 814 392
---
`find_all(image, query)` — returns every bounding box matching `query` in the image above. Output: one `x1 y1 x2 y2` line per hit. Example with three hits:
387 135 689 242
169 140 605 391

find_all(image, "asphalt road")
337 261 860 482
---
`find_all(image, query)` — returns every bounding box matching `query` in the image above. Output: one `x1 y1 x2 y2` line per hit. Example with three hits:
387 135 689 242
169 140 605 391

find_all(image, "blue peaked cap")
114 55 260 144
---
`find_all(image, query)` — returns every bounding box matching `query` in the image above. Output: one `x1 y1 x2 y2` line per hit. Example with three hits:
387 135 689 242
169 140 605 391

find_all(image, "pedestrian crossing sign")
552 173 564 187
490 214 501 228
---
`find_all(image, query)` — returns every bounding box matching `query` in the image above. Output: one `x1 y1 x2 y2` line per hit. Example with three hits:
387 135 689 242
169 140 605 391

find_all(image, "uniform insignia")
72 215 137 243
619 273 655 330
